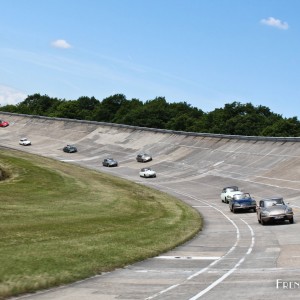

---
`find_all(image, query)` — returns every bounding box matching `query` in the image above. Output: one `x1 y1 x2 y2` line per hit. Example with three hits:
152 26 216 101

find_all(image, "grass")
0 149 202 299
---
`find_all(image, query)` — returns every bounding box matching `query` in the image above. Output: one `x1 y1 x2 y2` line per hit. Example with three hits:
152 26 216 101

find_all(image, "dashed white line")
188 218 255 300
145 187 255 300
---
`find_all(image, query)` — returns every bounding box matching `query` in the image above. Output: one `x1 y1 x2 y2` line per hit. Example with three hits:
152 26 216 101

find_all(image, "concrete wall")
1 112 300 199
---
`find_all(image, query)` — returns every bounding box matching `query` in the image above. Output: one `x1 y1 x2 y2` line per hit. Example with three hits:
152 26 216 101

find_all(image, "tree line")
1 93 300 137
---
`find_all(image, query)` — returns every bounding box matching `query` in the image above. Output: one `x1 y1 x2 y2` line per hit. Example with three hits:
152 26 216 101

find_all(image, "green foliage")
15 93 61 115
1 94 300 137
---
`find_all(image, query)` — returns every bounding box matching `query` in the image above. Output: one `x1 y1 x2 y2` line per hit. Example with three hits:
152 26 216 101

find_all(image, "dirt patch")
0 167 10 181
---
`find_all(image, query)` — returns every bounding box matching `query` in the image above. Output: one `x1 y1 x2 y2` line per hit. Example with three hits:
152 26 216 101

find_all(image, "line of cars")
17 134 156 179
7 118 295 224
220 186 294 225
71 149 155 178
101 153 156 178
100 153 156 178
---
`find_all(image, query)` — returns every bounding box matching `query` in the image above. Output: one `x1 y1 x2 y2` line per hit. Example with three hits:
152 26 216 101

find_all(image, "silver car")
102 158 118 167
257 197 294 225
136 153 152 163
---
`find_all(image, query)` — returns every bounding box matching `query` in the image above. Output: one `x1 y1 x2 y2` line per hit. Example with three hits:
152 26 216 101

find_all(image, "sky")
0 0 299 118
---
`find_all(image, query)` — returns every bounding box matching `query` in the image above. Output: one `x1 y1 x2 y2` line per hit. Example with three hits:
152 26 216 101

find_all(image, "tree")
16 94 61 115
1 93 300 137
54 100 80 119
93 94 127 122
261 118 300 137
113 98 143 124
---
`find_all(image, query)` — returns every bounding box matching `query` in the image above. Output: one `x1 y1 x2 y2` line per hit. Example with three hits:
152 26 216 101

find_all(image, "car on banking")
102 158 118 167
63 145 77 153
136 153 152 163
0 120 9 127
257 197 294 225
139 167 156 178
19 138 31 146
220 186 242 203
229 192 257 213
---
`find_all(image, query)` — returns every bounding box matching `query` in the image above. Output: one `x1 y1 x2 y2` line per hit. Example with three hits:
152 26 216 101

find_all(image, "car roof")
233 192 250 198
261 197 283 201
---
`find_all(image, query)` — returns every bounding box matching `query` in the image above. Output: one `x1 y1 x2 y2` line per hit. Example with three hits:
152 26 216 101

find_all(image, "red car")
0 120 9 127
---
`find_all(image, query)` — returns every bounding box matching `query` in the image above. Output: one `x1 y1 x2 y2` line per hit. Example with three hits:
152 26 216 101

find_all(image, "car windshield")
227 187 239 192
264 199 284 207
233 193 250 200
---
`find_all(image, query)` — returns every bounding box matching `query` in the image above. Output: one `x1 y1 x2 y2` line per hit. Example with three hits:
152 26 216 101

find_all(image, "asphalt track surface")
1 113 300 300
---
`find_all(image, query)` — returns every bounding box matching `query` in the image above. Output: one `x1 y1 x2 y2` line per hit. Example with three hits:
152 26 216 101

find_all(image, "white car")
220 186 242 203
19 138 31 146
139 167 156 178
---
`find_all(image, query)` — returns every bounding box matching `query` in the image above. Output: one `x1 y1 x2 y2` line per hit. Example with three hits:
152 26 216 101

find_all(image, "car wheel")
232 207 236 214
261 216 266 225
289 217 294 224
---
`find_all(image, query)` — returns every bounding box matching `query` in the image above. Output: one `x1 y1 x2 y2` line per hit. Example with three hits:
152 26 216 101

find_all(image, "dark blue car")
229 193 257 213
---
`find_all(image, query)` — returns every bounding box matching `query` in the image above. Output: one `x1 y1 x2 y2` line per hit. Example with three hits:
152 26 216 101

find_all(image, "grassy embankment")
0 149 202 299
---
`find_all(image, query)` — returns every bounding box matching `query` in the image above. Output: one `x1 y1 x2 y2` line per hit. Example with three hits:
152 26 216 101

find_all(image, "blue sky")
0 0 299 118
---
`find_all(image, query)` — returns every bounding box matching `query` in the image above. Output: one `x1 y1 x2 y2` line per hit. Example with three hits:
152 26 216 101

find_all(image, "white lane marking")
186 209 240 281
60 156 101 162
291 204 300 208
147 284 180 299
188 218 255 300
156 256 220 260
145 187 242 300
213 161 224 166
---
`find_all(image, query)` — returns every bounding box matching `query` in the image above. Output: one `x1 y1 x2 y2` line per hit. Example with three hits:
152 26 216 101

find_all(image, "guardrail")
1 111 300 143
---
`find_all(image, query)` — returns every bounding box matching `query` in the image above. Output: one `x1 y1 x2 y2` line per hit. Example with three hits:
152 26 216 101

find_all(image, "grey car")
102 158 118 167
257 197 294 225
63 145 77 153
136 153 152 163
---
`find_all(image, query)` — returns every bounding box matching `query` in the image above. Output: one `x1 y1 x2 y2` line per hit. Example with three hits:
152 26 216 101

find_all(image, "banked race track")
1 112 300 300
